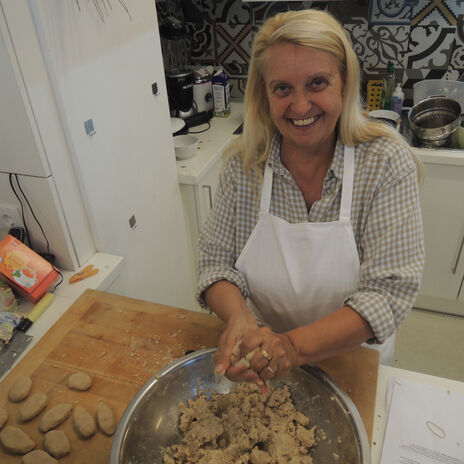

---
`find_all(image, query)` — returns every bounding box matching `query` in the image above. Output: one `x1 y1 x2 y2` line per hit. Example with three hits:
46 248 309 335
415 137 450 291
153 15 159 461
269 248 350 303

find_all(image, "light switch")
84 119 96 136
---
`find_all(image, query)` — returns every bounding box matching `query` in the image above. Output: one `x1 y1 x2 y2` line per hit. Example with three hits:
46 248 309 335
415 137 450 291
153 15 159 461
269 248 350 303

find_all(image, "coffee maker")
160 16 194 119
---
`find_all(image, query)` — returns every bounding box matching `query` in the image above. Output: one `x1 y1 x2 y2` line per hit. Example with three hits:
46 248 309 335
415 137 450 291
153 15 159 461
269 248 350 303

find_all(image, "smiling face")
263 42 344 157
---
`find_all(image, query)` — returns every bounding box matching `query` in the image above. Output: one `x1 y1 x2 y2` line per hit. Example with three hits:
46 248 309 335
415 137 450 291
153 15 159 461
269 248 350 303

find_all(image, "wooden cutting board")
0 289 379 463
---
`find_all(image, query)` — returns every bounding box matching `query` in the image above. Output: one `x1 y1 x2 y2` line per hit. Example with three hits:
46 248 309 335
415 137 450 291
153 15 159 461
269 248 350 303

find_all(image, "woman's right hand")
214 312 258 375
204 281 266 387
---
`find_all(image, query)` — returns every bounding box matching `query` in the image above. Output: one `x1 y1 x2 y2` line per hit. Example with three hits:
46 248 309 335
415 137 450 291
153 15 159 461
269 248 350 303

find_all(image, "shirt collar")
268 133 345 182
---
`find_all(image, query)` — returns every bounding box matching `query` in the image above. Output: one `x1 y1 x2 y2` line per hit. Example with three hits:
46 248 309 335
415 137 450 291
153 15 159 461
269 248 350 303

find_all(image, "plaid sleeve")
345 152 425 343
196 156 250 309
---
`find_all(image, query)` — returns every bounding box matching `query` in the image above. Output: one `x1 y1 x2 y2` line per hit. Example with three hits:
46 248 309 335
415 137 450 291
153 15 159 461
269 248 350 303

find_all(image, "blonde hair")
227 9 423 183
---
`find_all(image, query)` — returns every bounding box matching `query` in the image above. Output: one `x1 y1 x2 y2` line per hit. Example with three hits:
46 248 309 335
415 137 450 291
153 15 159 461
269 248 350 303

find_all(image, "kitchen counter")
176 100 464 184
176 100 244 185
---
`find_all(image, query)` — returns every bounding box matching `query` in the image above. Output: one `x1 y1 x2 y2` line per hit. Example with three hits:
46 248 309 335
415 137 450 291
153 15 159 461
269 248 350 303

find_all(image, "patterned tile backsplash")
156 0 464 107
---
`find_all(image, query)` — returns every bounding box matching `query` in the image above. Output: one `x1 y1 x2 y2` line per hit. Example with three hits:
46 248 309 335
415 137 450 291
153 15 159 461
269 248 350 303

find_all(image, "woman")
196 9 424 390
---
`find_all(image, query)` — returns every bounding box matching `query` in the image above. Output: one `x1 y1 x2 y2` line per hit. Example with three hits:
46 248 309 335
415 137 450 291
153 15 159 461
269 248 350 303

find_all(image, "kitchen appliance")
408 95 462 147
111 348 371 464
193 74 213 113
159 16 194 118
165 69 194 118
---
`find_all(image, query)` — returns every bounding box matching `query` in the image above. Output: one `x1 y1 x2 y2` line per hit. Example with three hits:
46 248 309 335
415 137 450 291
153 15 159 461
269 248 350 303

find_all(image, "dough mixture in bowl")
163 382 316 464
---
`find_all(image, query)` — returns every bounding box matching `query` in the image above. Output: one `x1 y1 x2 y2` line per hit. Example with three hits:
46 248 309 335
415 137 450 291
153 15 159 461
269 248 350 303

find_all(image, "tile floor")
393 308 464 382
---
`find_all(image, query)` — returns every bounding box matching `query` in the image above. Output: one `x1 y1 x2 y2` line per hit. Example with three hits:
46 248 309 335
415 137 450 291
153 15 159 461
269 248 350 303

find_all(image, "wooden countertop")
0 289 379 462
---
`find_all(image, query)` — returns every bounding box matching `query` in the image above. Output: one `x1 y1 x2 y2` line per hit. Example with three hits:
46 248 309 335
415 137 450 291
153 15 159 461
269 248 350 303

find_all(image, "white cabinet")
0 23 50 177
415 150 464 316
177 102 244 296
179 153 224 312
181 156 223 256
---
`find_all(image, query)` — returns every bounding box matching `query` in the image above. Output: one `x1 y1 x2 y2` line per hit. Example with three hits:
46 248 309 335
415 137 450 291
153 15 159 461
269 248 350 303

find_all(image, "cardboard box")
0 235 59 303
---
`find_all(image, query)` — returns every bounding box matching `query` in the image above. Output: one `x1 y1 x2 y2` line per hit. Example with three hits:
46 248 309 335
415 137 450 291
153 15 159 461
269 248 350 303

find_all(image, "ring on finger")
261 349 271 360
266 365 276 375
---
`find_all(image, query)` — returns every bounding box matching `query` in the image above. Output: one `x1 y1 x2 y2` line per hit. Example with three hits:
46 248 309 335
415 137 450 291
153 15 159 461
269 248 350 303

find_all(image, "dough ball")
0 408 8 429
96 402 116 436
39 403 73 433
8 376 32 402
0 426 35 455
22 449 58 464
43 430 70 459
18 393 48 423
73 406 96 439
67 372 92 391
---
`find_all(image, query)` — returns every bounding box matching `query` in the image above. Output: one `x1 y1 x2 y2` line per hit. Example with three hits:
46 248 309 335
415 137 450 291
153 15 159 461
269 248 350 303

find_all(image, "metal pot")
408 95 462 148
110 348 370 464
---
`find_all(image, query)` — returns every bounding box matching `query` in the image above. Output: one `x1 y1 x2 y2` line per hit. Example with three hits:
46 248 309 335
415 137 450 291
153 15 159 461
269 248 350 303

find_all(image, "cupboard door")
0 14 50 177
195 156 223 229
419 162 464 301
457 239 464 303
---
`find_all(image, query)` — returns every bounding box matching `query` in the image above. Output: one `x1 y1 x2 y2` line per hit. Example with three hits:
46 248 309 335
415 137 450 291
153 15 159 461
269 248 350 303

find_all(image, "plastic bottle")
212 67 231 117
392 83 404 115
382 61 395 110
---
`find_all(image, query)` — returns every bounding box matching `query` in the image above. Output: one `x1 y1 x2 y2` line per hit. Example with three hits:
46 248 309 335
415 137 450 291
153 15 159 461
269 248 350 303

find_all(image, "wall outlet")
0 203 22 229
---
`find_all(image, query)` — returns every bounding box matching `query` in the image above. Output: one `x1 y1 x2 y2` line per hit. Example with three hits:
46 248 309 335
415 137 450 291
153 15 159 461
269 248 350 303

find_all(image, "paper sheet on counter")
380 377 464 464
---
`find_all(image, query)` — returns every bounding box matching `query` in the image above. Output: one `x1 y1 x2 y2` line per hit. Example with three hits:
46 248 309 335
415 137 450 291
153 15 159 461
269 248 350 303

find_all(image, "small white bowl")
174 135 199 160
368 109 400 122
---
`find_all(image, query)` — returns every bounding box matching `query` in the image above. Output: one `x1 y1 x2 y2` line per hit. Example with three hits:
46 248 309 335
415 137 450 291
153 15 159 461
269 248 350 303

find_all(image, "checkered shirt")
197 135 425 343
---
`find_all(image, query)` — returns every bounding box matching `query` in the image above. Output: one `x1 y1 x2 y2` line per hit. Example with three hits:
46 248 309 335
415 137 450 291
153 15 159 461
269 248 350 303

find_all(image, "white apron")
235 145 395 365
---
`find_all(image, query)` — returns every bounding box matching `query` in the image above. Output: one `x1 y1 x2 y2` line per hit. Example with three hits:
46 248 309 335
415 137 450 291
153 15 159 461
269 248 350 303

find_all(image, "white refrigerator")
0 0 197 310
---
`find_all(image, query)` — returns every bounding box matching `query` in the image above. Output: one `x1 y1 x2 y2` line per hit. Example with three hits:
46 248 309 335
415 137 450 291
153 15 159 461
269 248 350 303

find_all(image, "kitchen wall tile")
215 23 253 64
223 62 248 98
443 69 462 80
182 0 251 25
412 0 463 27
222 62 248 78
158 0 462 108
230 77 247 99
287 1 321 12
407 25 455 69
368 0 414 26
188 22 216 63
450 16 464 76
344 18 369 64
363 25 410 68
251 2 291 24
250 1 317 24
329 0 368 21
156 0 184 21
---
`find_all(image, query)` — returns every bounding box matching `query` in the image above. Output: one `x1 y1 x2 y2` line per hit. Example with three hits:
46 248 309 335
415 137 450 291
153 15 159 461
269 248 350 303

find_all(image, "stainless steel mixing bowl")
111 348 370 463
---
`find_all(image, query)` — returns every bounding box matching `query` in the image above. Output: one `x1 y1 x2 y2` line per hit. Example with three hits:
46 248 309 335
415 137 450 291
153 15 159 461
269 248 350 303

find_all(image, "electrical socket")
0 203 22 229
